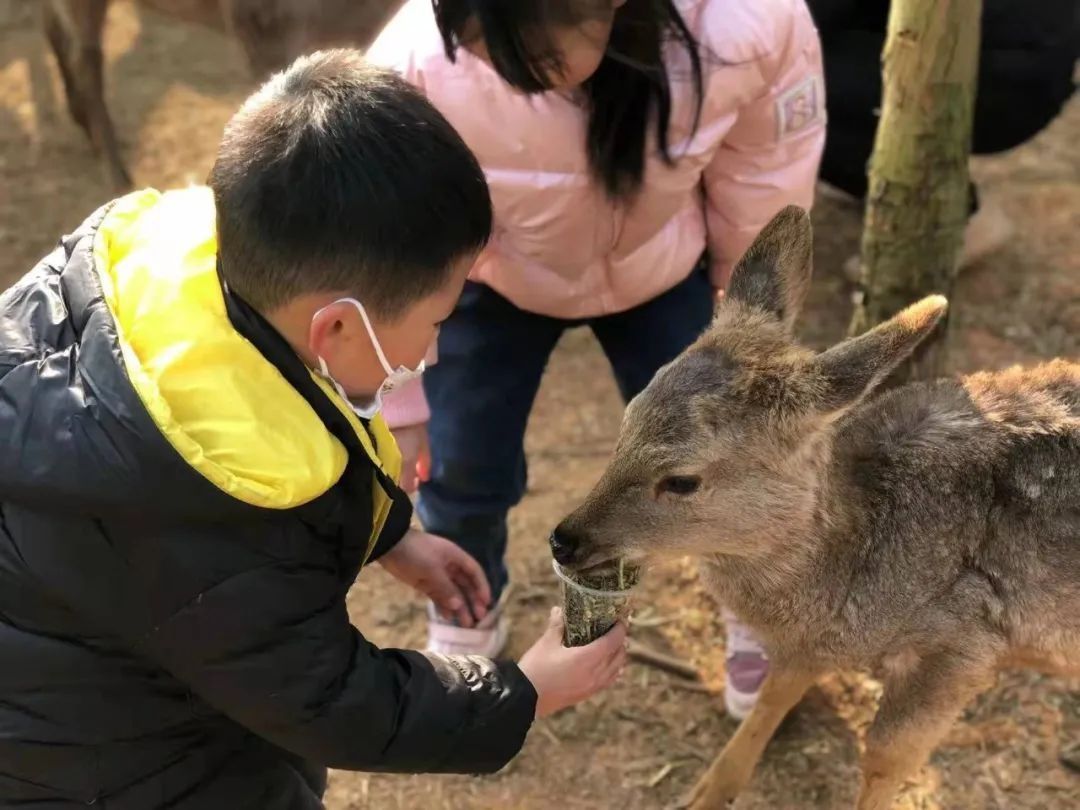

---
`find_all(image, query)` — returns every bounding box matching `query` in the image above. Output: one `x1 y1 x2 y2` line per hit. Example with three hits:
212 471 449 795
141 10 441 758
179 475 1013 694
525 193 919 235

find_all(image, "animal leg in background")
44 0 131 190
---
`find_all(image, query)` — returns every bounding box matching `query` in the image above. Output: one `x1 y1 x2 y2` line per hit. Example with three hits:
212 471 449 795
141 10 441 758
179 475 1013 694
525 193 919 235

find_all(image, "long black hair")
433 0 705 198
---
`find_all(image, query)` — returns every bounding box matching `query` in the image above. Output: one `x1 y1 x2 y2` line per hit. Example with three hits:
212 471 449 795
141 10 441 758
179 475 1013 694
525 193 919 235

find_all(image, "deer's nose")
549 526 581 566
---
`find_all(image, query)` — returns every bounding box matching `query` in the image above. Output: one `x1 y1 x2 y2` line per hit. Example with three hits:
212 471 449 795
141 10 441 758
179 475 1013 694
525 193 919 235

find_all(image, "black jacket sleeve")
363 477 414 565
138 555 536 774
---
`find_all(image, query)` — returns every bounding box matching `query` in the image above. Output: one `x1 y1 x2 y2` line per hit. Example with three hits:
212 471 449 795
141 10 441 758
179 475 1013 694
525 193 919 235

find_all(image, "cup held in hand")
553 559 641 647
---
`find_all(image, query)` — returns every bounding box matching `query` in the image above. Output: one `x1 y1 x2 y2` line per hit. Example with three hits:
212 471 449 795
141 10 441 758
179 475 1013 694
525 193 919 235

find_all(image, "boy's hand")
379 529 490 627
393 424 431 493
518 608 627 718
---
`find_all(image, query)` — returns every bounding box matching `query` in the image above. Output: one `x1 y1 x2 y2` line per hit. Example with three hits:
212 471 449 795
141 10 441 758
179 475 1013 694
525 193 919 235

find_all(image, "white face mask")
314 297 426 419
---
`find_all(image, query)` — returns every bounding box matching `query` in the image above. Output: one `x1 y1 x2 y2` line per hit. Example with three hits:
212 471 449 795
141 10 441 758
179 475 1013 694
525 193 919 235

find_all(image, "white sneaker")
843 197 1014 284
426 591 509 658
960 197 1014 267
816 180 861 208
843 253 863 284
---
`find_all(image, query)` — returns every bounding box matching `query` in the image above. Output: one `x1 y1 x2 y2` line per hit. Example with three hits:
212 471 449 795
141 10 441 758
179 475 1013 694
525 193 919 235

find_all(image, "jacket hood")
0 188 398 519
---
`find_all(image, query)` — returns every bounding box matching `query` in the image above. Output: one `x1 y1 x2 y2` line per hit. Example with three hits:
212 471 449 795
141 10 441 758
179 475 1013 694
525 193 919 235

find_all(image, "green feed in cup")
553 559 641 647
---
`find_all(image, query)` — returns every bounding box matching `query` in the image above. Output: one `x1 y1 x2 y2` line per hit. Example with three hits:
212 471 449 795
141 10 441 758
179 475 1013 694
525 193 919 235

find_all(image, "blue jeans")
417 264 715 602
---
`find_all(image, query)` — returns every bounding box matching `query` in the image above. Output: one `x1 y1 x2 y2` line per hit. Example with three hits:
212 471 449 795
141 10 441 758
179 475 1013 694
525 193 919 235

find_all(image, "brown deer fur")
554 207 1080 809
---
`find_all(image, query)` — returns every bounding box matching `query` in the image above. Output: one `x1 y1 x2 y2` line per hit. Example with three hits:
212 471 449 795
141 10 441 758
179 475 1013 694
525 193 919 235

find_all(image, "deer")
551 206 1080 809
41 0 403 190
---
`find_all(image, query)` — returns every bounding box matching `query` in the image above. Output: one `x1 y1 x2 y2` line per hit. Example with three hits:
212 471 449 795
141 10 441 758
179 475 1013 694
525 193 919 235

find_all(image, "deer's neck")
707 383 1013 660
704 432 851 642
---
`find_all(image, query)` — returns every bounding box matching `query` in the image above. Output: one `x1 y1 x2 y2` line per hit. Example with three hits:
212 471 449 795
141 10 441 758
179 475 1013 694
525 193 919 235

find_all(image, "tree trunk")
849 0 983 381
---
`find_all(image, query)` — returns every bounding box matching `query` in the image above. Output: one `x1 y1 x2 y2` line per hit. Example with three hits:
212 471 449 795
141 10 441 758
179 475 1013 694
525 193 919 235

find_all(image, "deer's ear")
725 206 813 334
810 296 948 412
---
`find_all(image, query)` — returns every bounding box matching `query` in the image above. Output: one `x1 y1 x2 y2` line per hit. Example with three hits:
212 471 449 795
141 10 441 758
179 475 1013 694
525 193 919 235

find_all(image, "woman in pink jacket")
370 0 825 719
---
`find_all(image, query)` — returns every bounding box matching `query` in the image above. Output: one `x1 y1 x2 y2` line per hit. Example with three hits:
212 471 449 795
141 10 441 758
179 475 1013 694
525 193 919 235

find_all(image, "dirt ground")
1 2 1077 808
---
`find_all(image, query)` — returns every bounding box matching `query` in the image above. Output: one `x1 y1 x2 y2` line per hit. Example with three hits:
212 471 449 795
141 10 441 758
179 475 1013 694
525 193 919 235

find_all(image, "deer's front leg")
686 667 817 809
857 649 996 810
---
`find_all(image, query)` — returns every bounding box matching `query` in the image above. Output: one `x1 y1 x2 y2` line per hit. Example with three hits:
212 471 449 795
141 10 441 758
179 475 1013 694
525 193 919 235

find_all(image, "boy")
0 51 625 808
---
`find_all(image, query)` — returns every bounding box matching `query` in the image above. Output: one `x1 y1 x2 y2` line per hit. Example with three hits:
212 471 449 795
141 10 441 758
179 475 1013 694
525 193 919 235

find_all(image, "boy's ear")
810 295 948 413
725 206 813 334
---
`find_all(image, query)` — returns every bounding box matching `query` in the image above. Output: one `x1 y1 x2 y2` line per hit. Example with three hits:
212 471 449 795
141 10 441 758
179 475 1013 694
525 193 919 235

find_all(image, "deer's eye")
657 475 701 496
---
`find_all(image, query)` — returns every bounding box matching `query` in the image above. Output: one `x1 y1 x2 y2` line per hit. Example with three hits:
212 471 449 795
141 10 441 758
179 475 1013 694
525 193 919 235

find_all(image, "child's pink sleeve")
381 343 437 429
702 2 825 289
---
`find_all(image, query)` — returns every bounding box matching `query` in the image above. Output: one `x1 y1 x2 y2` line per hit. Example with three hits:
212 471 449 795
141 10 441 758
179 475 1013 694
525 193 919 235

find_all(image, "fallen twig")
631 614 678 628
621 755 669 773
666 679 718 695
648 762 676 788
614 708 670 730
536 721 562 746
1060 742 1080 774
628 639 700 680
515 585 553 604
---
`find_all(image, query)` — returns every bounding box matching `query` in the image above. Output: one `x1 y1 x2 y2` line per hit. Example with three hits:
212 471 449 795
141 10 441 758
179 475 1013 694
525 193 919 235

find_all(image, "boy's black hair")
209 50 492 317
433 0 704 199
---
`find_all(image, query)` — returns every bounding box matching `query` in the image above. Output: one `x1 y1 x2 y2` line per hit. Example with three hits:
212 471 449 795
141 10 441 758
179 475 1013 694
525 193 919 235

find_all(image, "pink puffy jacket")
370 0 826 428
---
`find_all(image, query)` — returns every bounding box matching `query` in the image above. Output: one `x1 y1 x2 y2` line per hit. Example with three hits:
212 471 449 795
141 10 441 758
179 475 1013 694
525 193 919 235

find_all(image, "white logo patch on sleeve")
776 76 824 141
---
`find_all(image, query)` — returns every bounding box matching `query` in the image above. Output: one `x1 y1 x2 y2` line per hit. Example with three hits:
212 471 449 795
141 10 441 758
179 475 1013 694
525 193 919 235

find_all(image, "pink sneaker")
723 613 769 721
426 592 509 658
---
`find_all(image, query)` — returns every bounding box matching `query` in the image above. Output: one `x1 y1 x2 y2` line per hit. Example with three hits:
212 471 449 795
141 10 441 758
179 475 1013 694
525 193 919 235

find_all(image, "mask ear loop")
315 354 382 419
346 298 396 378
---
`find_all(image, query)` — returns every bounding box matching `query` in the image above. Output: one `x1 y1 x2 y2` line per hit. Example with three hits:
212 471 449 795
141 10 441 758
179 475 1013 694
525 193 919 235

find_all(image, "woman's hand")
379 528 490 626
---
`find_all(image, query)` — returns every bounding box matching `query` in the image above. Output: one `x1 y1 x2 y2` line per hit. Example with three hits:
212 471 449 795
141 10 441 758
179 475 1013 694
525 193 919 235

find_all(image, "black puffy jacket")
0 188 536 808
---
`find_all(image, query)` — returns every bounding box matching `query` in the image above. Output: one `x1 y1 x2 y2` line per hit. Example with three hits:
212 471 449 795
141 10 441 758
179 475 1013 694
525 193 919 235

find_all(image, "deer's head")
552 207 947 572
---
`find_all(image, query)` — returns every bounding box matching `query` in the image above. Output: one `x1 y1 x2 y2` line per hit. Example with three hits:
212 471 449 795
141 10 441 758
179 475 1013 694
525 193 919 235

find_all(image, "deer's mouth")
568 551 645 578
572 559 616 577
